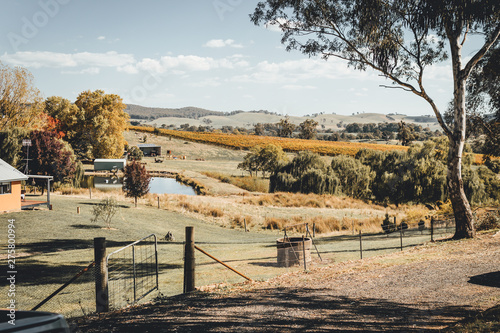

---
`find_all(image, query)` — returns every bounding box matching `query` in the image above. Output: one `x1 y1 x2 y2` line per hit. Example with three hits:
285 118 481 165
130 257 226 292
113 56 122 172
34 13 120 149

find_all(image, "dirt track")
71 233 500 332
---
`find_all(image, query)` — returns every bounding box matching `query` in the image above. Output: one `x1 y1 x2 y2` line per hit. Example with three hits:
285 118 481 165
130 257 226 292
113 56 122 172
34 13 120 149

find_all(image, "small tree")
91 197 118 229
29 130 77 193
277 117 296 138
298 119 319 139
238 144 288 177
123 161 151 207
397 121 416 146
127 146 144 161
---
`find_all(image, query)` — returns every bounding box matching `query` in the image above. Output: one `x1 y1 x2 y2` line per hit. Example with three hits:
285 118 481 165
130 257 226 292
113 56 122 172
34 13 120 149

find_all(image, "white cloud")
231 58 374 84
97 36 106 40
282 84 316 90
1 51 135 69
189 78 221 88
62 67 100 75
203 39 243 48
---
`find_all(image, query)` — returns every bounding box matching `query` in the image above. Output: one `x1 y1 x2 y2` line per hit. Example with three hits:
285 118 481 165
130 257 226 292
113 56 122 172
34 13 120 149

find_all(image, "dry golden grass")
263 214 383 234
202 171 269 193
242 192 377 210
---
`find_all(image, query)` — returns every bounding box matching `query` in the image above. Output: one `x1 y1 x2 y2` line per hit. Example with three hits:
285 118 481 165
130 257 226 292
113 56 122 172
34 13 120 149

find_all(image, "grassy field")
0 193 450 318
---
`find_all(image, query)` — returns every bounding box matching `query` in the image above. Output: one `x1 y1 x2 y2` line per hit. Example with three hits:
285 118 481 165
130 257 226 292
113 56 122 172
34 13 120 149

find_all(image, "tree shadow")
71 224 102 229
70 288 477 332
14 258 179 287
468 271 500 288
78 201 131 209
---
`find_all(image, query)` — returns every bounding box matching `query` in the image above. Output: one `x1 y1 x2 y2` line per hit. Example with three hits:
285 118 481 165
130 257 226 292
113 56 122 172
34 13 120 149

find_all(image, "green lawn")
0 194 453 318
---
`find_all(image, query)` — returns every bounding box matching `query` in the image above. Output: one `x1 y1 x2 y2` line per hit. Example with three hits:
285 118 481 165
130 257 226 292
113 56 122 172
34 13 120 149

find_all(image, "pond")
83 176 197 196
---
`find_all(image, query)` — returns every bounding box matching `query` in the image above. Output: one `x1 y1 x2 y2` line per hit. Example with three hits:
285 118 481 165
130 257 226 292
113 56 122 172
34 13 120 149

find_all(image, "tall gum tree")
251 0 500 239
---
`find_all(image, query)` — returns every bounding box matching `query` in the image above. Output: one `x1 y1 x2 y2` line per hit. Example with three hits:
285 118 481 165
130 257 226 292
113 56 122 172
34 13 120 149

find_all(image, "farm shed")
138 144 162 157
94 159 127 171
0 158 28 212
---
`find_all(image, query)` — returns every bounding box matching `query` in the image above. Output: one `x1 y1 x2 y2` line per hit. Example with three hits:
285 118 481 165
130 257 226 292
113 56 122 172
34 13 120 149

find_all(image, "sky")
0 0 476 117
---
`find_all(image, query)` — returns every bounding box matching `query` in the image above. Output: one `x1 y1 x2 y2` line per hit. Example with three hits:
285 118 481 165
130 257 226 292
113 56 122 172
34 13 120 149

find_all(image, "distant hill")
125 104 225 120
126 104 441 132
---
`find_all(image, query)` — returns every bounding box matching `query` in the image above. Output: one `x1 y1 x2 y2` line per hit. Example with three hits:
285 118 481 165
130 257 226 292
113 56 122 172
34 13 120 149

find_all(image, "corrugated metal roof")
137 144 161 148
0 158 28 182
94 159 127 163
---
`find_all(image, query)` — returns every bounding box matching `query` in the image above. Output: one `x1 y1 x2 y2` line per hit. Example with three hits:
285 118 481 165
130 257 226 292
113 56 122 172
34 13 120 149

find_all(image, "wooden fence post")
94 237 109 313
431 217 434 242
184 227 195 293
359 231 363 260
400 225 403 251
302 235 307 271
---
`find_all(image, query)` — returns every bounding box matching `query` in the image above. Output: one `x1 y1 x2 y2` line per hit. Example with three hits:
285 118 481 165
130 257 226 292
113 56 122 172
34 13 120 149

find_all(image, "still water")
85 176 197 195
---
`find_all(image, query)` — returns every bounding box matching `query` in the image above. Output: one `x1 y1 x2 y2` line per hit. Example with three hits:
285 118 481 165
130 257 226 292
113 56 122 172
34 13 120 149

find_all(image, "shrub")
476 211 500 231
91 197 118 229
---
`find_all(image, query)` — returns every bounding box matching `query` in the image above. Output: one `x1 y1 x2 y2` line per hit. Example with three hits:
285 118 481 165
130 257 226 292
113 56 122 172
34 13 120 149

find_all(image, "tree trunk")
448 138 475 239
134 197 138 208
445 27 476 240
448 63 475 239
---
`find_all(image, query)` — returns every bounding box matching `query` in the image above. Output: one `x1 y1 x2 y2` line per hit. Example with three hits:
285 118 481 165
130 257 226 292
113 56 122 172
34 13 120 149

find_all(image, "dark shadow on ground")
468 271 500 288
78 201 131 209
71 224 102 229
70 288 476 333
15 259 179 286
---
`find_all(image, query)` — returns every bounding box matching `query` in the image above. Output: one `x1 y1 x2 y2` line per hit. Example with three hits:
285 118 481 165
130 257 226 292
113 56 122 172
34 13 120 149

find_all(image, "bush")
476 211 500 231
91 197 118 229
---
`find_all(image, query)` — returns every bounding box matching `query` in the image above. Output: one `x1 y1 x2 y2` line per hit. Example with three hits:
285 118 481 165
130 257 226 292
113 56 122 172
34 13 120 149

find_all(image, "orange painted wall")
0 181 22 212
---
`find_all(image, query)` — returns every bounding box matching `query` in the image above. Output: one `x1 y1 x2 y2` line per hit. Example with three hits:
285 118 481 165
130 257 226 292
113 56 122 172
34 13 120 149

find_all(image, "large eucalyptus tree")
251 0 500 239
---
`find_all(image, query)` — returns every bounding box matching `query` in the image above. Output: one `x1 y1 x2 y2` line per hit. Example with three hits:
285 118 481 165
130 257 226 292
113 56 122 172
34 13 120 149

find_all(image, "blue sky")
0 0 462 116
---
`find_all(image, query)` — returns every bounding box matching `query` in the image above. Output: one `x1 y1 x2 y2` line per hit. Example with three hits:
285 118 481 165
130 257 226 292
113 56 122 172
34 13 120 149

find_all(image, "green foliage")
484 157 500 174
0 127 27 167
123 161 151 207
127 146 144 161
298 119 318 139
330 155 373 199
476 210 500 232
91 197 118 229
72 160 85 188
238 144 288 177
277 117 295 138
74 90 129 159
397 121 417 146
270 151 338 195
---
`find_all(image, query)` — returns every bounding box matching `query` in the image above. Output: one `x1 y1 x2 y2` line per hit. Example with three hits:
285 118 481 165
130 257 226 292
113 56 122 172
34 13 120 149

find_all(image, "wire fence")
20 261 97 318
4 217 457 320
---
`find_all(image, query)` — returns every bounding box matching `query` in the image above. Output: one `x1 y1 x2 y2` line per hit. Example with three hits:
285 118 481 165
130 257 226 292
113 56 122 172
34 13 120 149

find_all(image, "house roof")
94 159 127 163
0 158 28 183
137 144 161 148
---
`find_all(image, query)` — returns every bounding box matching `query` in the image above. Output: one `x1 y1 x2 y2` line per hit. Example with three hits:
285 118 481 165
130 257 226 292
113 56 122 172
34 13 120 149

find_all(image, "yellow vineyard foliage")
129 126 408 157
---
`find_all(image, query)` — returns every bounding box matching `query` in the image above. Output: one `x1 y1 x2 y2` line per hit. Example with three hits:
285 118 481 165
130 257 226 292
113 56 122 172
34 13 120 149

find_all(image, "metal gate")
106 234 159 309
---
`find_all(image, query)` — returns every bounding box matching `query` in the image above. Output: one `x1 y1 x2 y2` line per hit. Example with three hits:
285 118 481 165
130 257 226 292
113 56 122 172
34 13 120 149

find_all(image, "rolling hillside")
126 104 441 132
